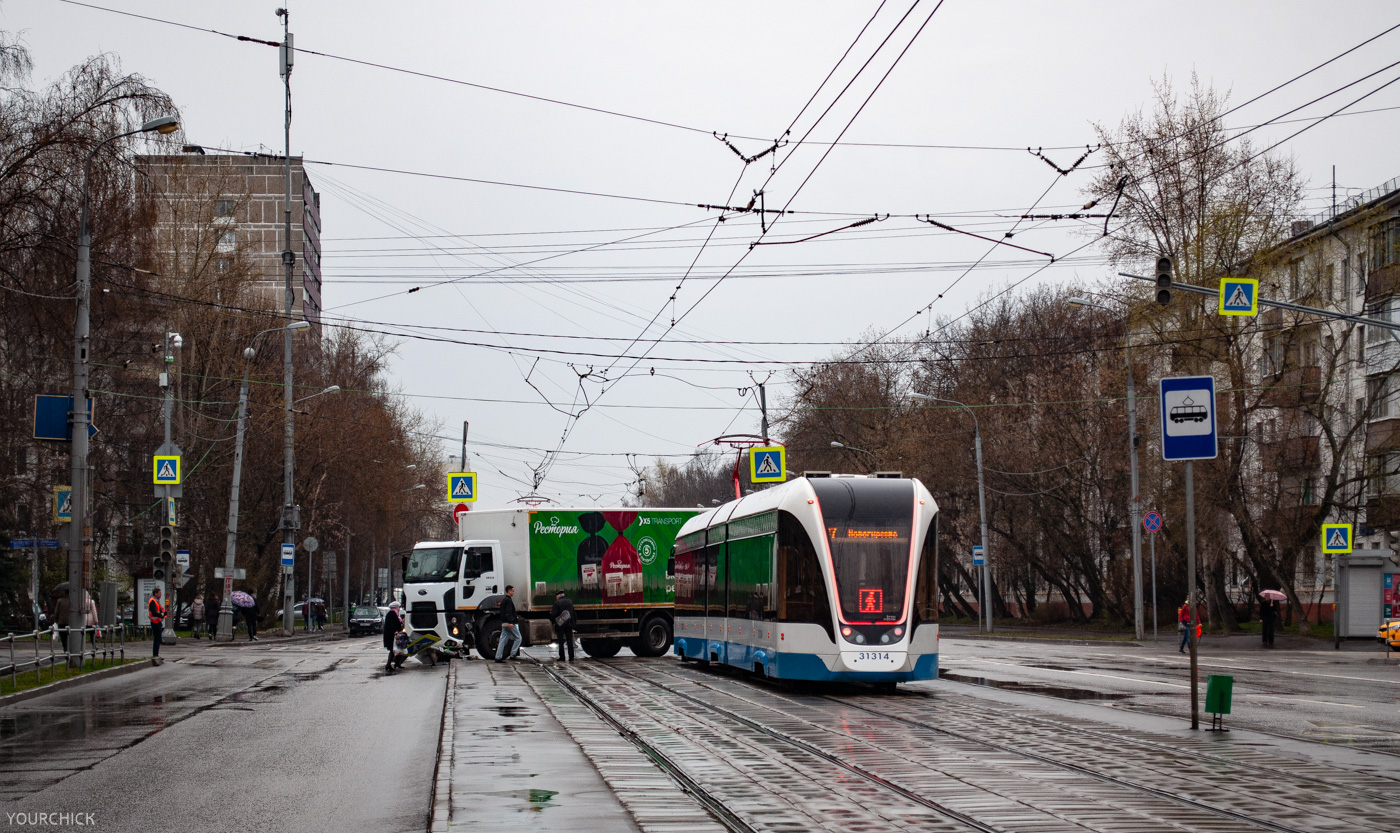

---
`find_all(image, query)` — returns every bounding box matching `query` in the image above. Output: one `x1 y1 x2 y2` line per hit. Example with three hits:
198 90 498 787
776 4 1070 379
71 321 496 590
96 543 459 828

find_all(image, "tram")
672 473 939 685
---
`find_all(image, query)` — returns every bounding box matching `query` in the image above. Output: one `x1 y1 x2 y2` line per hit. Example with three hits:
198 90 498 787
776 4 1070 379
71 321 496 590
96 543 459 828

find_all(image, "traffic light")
1155 255 1174 305
154 526 175 582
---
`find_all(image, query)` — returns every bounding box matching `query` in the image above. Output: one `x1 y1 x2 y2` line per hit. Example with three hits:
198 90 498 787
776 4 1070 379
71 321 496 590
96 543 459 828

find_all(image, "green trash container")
1205 674 1233 731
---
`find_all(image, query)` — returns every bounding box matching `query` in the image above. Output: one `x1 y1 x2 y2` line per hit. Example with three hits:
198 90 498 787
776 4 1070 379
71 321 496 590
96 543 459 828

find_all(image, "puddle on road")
488 705 531 717
939 670 1129 701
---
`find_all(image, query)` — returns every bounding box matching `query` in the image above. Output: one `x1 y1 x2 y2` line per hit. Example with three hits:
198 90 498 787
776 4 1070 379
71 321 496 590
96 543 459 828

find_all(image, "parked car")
1378 619 1400 649
349 606 383 636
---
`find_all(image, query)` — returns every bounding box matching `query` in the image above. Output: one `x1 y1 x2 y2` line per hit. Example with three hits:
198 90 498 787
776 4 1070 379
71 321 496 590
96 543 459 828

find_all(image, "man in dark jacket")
244 594 260 641
1260 599 1278 647
550 590 575 662
495 586 521 663
383 602 404 673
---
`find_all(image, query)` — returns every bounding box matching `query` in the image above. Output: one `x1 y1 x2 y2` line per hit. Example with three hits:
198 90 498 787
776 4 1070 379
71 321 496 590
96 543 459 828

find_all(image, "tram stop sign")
1143 511 1163 534
1159 375 1218 461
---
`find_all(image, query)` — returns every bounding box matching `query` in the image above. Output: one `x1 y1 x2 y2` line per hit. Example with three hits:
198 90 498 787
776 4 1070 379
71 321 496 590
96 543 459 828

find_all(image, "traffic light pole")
1121 272 1400 332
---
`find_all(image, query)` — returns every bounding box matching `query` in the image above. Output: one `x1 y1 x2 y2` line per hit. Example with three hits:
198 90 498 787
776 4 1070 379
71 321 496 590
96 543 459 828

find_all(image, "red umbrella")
1259 589 1287 601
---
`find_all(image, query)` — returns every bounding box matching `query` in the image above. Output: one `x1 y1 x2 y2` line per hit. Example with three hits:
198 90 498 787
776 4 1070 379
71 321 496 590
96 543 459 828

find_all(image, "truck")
400 507 697 661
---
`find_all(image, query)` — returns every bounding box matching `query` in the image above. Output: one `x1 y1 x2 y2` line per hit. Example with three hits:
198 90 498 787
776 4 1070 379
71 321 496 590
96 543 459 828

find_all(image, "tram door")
705 525 727 661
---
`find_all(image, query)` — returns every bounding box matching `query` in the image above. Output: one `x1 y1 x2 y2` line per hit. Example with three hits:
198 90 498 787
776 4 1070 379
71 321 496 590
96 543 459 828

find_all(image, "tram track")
693 665 1396 833
593 658 1387 833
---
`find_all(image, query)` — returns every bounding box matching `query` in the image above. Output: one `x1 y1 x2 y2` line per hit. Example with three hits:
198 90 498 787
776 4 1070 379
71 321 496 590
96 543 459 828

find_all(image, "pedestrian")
84 590 99 645
205 596 220 638
53 588 72 647
383 601 404 673
244 594 260 641
315 601 327 632
191 596 206 640
149 587 166 659
550 589 575 662
495 585 522 663
1177 599 1192 653
1260 598 1278 647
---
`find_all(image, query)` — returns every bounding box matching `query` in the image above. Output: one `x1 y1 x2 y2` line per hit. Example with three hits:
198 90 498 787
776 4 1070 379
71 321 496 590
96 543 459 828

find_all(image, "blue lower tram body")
672 635 938 683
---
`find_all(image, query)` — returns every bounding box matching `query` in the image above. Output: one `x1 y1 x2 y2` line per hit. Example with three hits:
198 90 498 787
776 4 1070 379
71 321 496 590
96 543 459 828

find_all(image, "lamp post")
291 384 339 626
69 115 179 664
830 440 879 469
1068 296 1144 640
217 321 310 642
909 392 992 633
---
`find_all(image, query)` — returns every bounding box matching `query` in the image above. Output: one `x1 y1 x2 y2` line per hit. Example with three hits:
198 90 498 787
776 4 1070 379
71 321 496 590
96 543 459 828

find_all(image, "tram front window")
812 479 913 623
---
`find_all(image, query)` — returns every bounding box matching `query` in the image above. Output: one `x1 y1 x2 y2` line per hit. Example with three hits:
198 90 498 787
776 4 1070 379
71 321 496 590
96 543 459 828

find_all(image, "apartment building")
139 151 323 329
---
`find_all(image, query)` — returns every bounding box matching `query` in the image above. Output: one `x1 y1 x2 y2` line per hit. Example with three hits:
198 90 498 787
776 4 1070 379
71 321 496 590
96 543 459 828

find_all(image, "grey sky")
10 1 1400 507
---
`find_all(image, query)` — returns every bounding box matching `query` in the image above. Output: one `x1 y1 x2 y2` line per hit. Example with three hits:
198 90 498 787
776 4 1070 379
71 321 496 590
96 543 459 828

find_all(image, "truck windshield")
404 547 462 583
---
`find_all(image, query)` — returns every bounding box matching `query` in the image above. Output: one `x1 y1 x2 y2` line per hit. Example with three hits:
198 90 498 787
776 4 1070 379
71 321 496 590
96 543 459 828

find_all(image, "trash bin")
1205 674 1233 732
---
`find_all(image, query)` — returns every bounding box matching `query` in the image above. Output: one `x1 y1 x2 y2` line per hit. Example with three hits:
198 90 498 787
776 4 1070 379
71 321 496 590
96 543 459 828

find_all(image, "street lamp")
830 440 879 468
69 115 179 664
1068 295 1145 640
909 392 992 633
216 320 310 642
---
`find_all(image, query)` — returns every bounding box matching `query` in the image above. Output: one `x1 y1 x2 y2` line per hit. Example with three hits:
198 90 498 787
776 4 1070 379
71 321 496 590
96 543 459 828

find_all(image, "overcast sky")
8 1 1400 508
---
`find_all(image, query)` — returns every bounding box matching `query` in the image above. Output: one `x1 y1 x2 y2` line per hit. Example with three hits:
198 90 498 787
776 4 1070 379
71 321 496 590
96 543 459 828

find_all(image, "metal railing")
2 626 127 689
1303 174 1400 229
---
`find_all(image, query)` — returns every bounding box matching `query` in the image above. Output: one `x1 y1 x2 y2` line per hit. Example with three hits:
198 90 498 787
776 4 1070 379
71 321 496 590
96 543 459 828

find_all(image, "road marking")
1246 694 1364 709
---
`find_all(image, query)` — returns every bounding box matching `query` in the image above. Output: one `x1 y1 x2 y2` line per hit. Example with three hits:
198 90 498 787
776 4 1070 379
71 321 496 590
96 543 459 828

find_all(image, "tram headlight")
841 626 852 638
893 626 904 637
880 633 891 644
854 632 866 644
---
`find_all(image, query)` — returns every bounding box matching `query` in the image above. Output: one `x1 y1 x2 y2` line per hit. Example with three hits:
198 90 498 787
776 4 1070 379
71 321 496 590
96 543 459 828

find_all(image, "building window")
1289 260 1303 298
1371 218 1400 271
215 199 236 217
217 230 236 252
1342 258 1351 297
1358 253 1368 292
213 258 230 273
1368 304 1391 344
1324 263 1335 302
1303 478 1315 505
1368 375 1395 419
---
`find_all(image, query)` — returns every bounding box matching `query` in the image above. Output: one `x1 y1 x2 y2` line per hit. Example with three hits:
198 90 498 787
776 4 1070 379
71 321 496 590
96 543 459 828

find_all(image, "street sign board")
214 568 247 579
166 496 177 527
280 543 295 566
153 455 181 485
447 472 477 502
223 575 234 598
1218 277 1260 316
1159 375 1218 461
53 486 72 523
750 446 787 483
175 549 190 569
1143 511 1163 534
972 545 985 566
33 395 96 441
377 567 389 587
8 538 60 549
1321 523 1353 554
452 503 470 524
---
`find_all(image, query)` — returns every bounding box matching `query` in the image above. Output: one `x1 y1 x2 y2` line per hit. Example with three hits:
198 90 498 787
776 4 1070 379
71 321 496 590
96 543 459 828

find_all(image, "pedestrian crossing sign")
153 455 181 485
448 472 478 502
1321 523 1352 554
54 486 72 523
1218 277 1259 316
750 446 786 483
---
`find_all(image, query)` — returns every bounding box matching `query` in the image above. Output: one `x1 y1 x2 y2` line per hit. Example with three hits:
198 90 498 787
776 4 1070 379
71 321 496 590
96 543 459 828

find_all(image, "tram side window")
776 511 834 640
727 532 776 620
673 532 704 611
913 515 938 626
705 536 726 618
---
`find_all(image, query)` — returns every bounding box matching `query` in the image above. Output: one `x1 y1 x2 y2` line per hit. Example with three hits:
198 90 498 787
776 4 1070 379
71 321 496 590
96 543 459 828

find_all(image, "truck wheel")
477 618 502 660
630 615 672 658
579 638 621 659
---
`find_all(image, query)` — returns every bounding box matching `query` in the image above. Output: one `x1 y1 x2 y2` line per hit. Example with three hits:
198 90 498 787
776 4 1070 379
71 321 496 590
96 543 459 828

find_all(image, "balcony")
1366 416 1400 454
1259 435 1320 472
1259 365 1321 408
1365 262 1400 305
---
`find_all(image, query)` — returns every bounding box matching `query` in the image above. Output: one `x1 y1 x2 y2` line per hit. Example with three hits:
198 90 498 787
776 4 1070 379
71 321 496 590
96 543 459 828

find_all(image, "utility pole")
158 331 182 644
1126 332 1144 641
758 382 769 442
278 7 299 635
461 420 469 470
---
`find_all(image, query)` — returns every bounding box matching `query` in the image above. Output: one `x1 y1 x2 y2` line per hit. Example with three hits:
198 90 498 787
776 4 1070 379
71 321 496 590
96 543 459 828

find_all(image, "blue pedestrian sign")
281 543 295 566
750 446 787 483
1159 375 1217 461
1218 277 1259 316
972 545 985 566
1143 511 1163 534
1321 523 1353 554
153 455 181 485
447 472 477 503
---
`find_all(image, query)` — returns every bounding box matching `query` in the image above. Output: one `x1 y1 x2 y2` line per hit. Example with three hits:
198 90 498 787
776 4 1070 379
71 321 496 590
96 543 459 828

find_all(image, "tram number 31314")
856 651 893 662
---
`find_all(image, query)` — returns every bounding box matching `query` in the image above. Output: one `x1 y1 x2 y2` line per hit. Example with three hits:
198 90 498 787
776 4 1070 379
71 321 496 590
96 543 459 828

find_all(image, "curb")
428 659 456 832
942 632 1147 648
0 658 154 709
204 630 341 649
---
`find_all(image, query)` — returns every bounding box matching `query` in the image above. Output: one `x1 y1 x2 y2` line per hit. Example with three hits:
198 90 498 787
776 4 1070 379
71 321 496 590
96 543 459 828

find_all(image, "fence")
2 626 127 689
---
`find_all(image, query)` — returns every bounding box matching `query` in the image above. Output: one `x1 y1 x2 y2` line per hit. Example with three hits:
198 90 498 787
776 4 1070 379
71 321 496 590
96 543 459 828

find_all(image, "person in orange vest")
148 587 166 659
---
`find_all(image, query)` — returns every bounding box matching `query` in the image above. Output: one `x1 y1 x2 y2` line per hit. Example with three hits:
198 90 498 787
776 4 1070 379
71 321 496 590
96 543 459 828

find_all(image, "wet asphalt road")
933 629 1400 754
1 636 445 832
